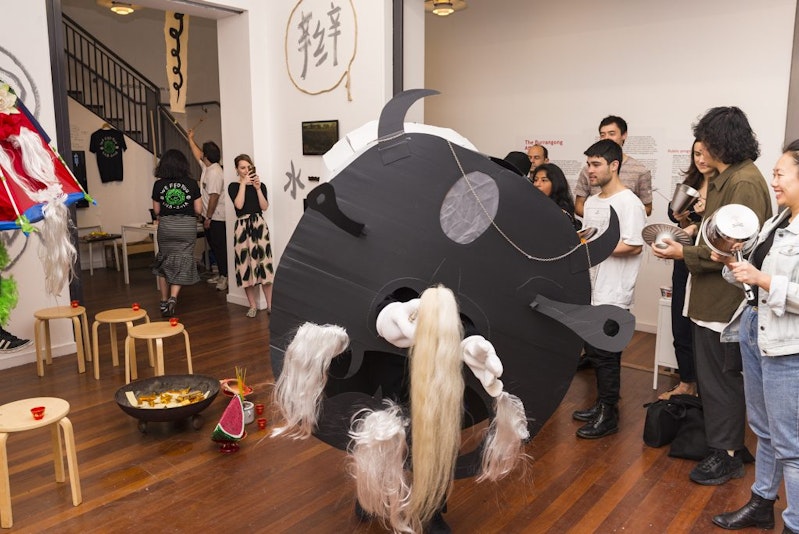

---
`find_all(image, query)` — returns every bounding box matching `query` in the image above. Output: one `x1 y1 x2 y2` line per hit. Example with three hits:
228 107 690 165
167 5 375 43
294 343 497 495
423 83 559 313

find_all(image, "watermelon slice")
212 394 245 441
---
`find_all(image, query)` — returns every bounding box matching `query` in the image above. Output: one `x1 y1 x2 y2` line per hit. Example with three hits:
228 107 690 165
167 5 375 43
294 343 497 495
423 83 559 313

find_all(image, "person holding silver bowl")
710 140 799 533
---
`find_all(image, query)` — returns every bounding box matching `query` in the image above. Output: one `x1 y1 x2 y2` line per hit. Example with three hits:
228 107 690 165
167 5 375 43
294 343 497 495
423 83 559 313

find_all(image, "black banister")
62 13 213 173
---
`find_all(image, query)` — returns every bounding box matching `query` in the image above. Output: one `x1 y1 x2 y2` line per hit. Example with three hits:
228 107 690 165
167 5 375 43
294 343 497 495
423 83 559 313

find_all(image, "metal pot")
701 204 760 301
670 183 701 214
701 204 759 257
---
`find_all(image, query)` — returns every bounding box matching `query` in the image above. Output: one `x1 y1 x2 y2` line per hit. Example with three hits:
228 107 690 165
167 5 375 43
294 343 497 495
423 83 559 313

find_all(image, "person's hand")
710 251 734 266
461 335 504 397
672 210 692 223
729 260 764 286
376 299 420 348
187 128 195 140
651 237 684 260
684 224 698 237
203 217 211 230
252 174 261 188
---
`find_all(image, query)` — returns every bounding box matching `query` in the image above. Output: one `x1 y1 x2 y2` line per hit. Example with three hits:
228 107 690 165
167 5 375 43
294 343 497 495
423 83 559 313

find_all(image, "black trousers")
584 343 622 405
206 220 228 277
671 261 696 383
692 323 745 451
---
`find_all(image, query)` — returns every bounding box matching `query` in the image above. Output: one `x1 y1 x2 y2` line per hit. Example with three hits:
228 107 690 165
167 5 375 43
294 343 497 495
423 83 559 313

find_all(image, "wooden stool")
91 308 155 380
33 306 91 377
0 397 81 528
124 322 193 384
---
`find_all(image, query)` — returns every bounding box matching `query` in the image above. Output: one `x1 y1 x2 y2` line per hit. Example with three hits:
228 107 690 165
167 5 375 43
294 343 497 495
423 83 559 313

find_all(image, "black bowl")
115 374 220 423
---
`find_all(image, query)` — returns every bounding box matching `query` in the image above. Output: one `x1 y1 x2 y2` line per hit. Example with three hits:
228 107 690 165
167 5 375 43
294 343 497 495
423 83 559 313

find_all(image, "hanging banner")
164 12 189 114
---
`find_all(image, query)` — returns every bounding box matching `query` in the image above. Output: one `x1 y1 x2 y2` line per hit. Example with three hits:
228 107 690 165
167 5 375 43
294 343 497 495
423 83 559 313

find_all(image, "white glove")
376 299 420 348
461 335 504 397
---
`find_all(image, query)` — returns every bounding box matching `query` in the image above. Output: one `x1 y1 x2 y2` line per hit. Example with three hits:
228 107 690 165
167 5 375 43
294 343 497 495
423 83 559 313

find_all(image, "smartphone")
248 165 256 176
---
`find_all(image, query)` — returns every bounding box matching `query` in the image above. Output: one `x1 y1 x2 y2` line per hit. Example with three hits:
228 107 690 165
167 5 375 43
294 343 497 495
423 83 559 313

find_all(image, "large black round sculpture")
270 89 633 477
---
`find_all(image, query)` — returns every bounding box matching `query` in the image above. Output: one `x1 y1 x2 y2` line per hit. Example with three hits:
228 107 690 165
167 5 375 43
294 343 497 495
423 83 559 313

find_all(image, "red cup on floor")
257 418 267 430
31 406 45 420
170 317 179 326
255 403 264 415
132 303 140 311
70 300 79 308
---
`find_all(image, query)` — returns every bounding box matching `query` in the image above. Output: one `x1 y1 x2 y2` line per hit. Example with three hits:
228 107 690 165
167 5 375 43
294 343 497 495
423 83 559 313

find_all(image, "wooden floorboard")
0 263 777 533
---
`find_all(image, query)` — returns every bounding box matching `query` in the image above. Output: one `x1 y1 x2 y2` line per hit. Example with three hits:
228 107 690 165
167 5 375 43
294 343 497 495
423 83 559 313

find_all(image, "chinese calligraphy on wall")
285 0 357 100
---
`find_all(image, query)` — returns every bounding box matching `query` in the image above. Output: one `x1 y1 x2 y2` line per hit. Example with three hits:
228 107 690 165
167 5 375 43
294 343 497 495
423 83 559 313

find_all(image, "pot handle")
735 250 756 301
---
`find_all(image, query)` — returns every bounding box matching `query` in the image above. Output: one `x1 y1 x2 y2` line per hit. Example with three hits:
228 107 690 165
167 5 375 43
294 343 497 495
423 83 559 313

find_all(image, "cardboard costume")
0 81 88 310
270 90 634 529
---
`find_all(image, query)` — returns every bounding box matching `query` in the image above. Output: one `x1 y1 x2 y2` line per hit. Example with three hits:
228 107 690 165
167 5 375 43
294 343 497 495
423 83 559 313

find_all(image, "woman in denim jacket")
711 140 799 533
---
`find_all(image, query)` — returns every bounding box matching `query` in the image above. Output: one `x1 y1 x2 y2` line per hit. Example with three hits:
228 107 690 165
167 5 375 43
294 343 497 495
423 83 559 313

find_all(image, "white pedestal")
654 297 679 389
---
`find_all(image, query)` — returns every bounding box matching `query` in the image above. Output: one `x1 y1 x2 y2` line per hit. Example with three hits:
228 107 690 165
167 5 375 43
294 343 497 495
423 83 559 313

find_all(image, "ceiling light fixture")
110 1 135 15
424 0 467 17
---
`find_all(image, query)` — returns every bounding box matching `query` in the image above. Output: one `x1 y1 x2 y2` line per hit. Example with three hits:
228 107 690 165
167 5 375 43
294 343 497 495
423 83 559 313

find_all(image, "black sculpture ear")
306 182 365 237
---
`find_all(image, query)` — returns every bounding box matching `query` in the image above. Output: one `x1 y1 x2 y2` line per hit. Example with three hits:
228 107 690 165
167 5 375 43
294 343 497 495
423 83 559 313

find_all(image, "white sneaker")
206 274 219 284
215 276 228 291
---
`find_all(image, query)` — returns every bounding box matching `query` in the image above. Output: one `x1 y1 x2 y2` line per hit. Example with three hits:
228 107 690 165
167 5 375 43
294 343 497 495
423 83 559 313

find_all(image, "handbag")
642 394 708 459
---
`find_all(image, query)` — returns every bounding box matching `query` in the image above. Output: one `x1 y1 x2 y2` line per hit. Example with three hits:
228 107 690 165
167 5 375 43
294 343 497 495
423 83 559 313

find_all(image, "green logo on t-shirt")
165 187 187 207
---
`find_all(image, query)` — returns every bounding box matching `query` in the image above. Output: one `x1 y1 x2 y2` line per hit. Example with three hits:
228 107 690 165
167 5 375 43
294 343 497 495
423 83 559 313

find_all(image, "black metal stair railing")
63 14 159 152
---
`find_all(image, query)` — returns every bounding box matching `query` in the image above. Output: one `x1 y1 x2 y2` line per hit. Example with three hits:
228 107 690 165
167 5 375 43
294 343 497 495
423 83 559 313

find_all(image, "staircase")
63 14 201 179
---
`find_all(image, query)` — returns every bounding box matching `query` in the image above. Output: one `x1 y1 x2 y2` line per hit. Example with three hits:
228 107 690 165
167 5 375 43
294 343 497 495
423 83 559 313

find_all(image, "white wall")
425 0 796 331
215 0 425 310
0 1 75 369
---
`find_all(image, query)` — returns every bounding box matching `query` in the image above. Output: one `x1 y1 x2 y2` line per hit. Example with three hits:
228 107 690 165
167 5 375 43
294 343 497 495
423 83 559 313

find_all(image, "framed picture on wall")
302 120 339 156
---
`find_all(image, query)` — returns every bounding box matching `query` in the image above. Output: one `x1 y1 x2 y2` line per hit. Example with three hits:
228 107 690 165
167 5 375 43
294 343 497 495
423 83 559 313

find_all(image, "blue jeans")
741 304 799 531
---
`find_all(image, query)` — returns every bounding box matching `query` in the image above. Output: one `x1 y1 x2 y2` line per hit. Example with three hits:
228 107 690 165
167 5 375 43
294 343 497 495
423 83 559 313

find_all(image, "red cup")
70 300 79 308
255 403 264 415
132 303 140 311
170 317 179 326
257 418 267 430
31 406 45 420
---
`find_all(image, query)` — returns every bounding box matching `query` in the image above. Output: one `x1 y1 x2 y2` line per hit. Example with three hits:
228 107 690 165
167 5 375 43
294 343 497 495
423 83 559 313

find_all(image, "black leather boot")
712 491 775 530
576 403 618 439
572 402 600 422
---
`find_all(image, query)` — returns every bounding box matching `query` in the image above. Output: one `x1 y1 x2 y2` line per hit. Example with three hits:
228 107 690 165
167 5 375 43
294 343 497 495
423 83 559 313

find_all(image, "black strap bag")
643 394 708 460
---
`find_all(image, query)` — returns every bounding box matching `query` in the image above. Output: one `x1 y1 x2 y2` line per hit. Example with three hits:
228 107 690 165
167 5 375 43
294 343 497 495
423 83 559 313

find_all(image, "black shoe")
572 402 600 422
576 355 592 371
163 297 177 318
735 447 756 464
690 449 745 485
159 300 168 317
712 491 775 530
576 403 618 439
426 512 451 534
0 330 32 352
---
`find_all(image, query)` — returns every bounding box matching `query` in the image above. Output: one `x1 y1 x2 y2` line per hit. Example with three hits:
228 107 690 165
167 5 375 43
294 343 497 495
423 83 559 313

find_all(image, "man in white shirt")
572 139 646 439
574 116 653 217
188 130 228 291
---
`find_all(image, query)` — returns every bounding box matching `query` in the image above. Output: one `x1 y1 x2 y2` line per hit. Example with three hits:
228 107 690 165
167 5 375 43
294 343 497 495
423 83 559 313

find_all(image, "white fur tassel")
270 323 349 439
477 392 530 482
39 198 76 295
0 128 76 295
348 403 413 533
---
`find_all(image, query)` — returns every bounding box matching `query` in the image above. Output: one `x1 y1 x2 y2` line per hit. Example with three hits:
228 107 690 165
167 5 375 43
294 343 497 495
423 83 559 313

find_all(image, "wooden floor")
0 263 773 533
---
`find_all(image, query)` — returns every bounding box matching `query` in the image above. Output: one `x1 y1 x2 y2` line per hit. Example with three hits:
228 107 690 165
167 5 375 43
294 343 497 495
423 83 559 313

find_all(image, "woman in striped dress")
227 154 274 317
151 149 202 317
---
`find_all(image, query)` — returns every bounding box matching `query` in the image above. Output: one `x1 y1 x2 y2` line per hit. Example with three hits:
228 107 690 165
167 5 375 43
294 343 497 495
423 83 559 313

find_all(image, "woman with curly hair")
530 163 581 230
227 154 274 317
151 149 202 317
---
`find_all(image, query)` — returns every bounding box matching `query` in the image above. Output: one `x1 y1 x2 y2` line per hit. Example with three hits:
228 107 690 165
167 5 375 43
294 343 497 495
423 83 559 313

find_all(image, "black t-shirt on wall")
89 128 127 183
